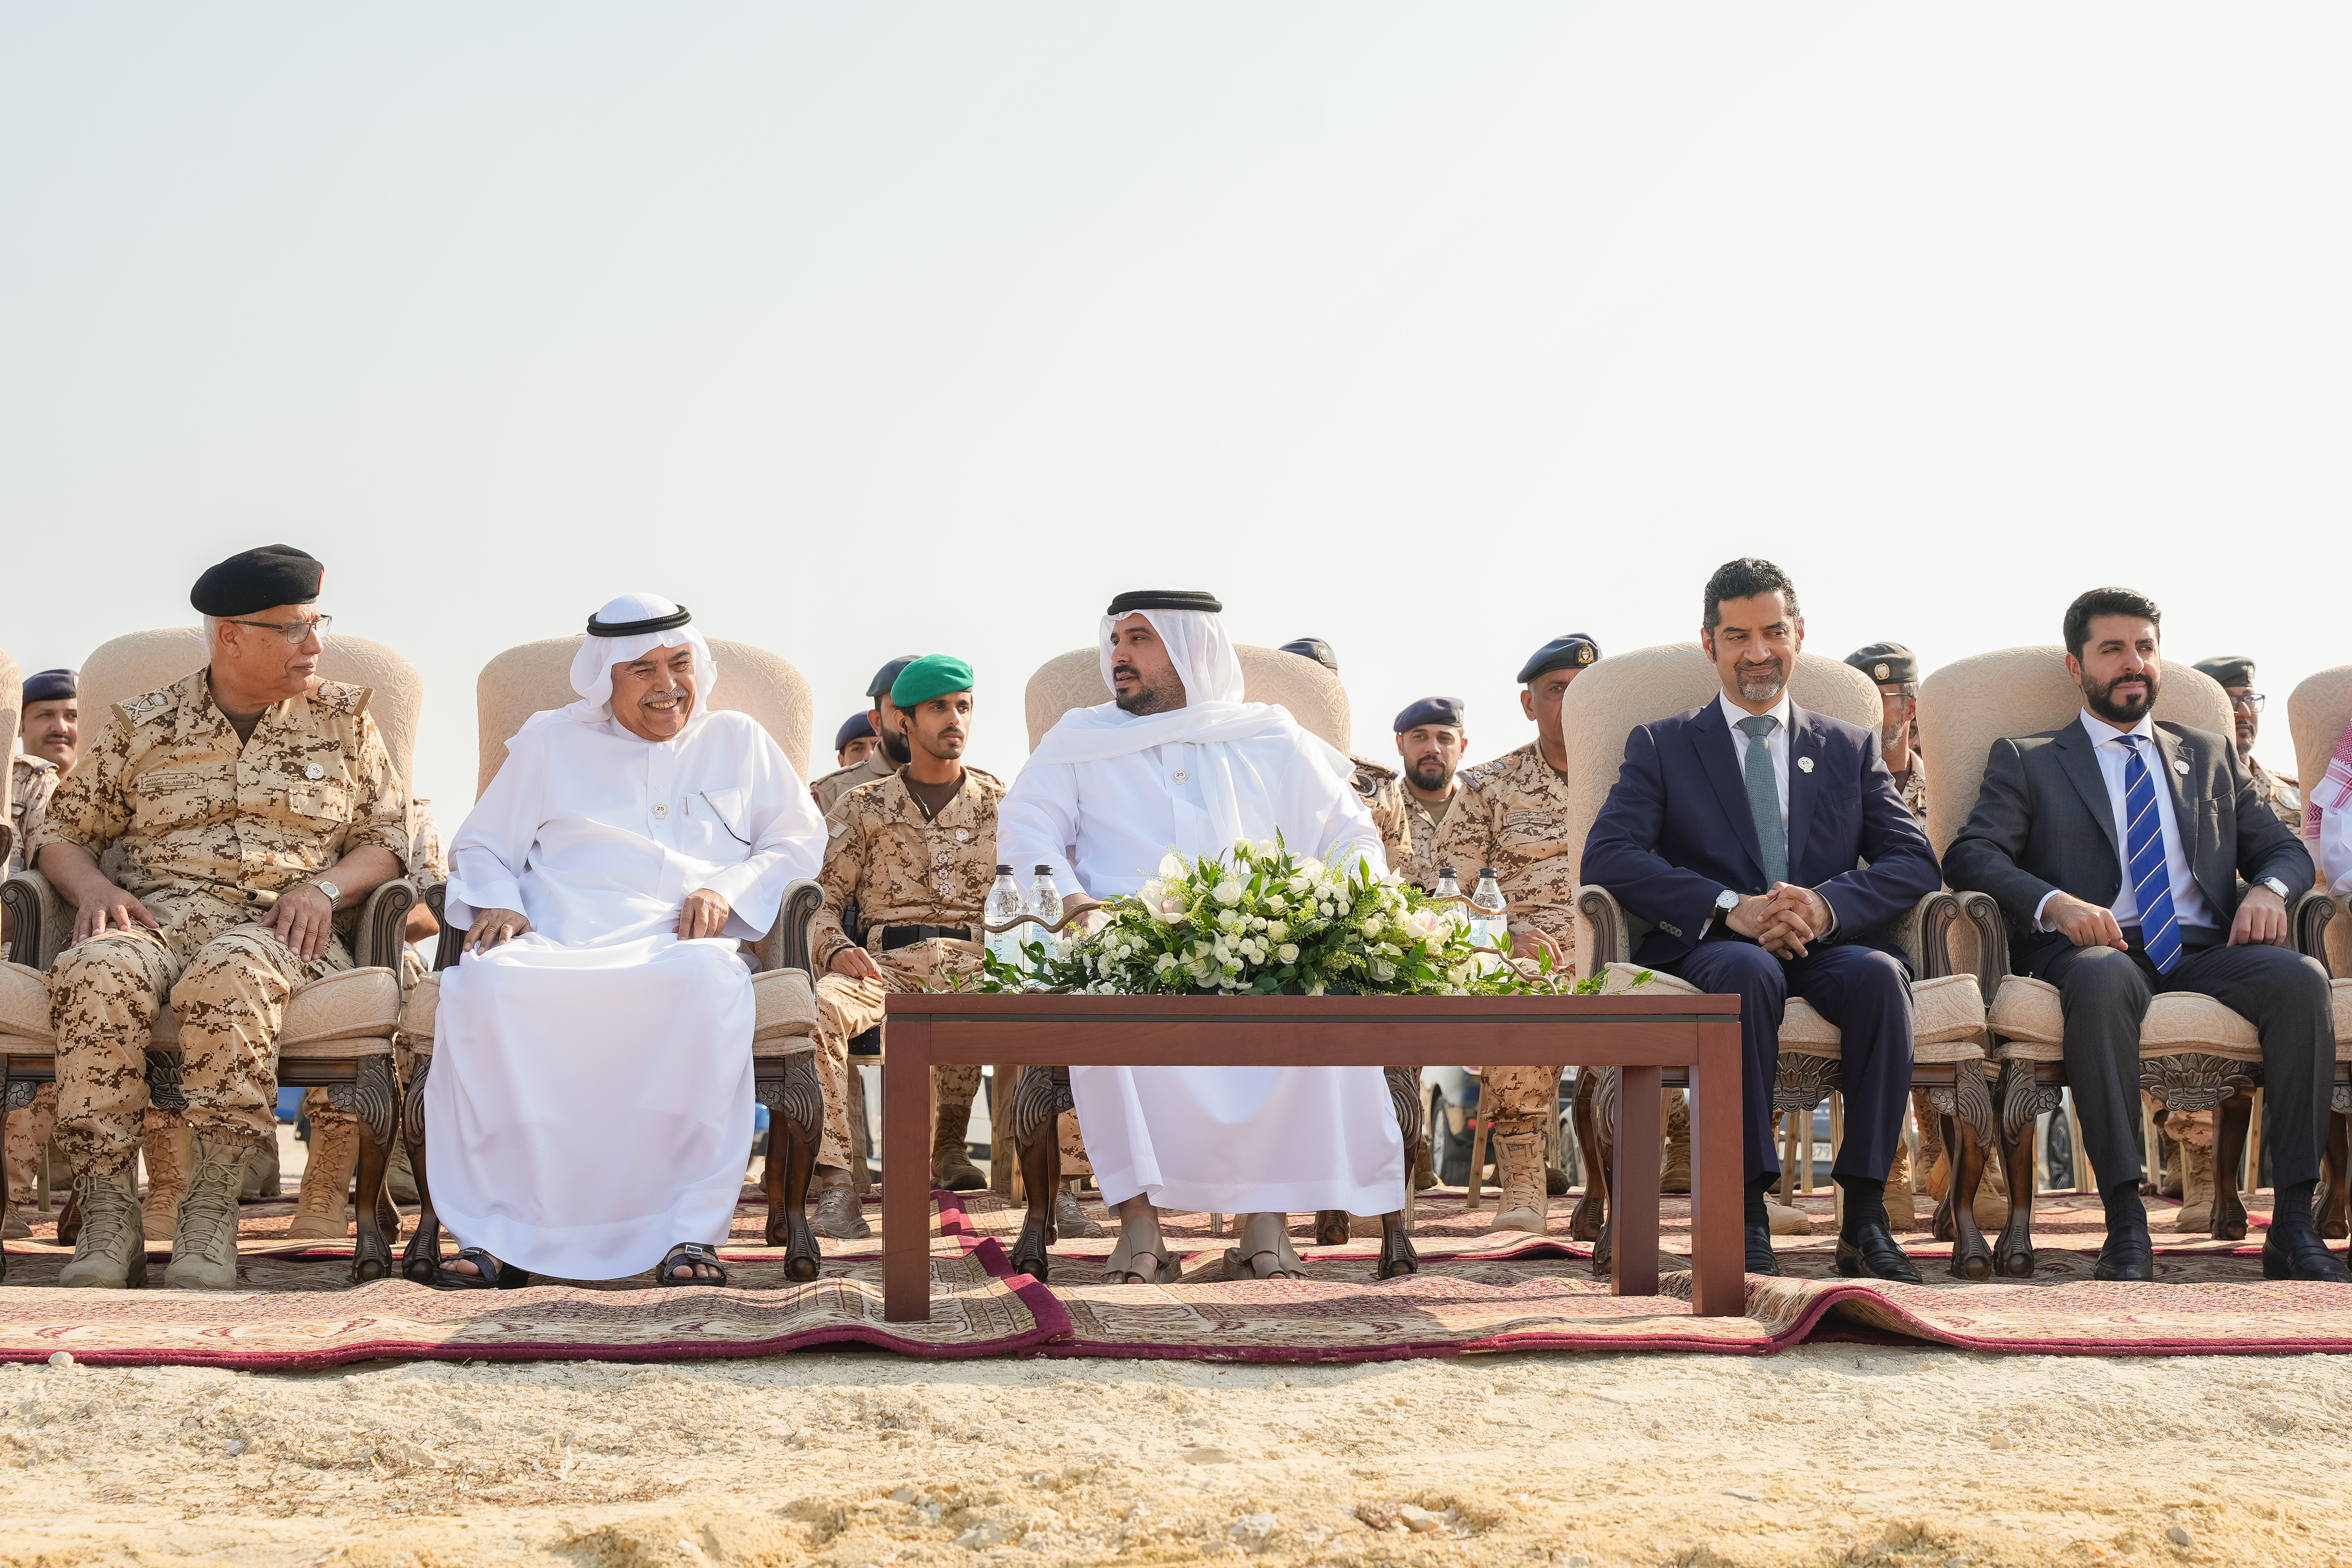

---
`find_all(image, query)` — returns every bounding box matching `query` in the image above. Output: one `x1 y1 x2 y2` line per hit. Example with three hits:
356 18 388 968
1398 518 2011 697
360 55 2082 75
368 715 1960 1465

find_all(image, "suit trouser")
2037 931 2331 1192
1666 940 1915 1181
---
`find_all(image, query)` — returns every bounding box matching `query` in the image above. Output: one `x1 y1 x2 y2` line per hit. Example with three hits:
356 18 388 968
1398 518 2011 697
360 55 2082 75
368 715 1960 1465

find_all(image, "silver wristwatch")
2259 876 2291 902
310 879 342 909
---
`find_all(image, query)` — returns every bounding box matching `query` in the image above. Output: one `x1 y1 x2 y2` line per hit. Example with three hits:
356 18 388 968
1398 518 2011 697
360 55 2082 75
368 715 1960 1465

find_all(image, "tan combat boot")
285 1115 359 1240
165 1137 253 1290
1885 1138 1920 1232
932 1101 986 1192
1660 1091 1693 1195
1485 1131 1547 1235
239 1136 281 1201
57 1166 147 1289
140 1120 194 1243
2173 1140 2217 1232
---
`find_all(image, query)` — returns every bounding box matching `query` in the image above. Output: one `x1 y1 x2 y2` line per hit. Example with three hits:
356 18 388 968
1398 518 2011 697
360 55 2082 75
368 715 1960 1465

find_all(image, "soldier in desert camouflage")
30 546 409 1290
4 668 75 1237
1433 634 1596 1234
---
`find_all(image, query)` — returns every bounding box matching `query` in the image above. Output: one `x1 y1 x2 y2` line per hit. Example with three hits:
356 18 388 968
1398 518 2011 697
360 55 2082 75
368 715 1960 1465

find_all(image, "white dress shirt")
2319 809 2352 896
2033 710 2214 932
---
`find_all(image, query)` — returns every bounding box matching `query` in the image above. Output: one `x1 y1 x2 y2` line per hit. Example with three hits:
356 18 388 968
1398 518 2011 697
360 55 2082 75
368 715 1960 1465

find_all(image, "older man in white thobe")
998 588 1403 1282
425 595 825 1288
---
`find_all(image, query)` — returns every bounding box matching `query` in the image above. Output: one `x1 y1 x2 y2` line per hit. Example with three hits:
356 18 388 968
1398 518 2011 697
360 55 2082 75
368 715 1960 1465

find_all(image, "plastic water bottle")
1027 864 1063 965
985 866 1025 974
1433 867 1465 940
1470 867 1507 969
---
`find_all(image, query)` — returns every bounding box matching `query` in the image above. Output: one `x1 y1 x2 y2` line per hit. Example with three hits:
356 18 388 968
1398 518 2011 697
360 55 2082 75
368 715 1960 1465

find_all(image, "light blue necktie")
1736 714 1788 886
2116 734 2182 974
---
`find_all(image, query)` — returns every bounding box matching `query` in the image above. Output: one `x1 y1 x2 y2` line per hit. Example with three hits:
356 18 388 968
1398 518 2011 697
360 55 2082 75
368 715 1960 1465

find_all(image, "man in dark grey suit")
1945 588 2345 1284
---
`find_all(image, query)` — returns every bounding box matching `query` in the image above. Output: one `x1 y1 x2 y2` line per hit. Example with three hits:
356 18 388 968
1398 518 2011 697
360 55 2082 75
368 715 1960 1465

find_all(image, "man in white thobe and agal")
425 595 825 1288
999 589 1405 1281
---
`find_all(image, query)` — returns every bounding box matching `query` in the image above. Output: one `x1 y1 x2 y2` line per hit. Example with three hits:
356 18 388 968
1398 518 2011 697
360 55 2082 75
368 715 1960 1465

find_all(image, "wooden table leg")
1612 1064 1661 1296
1689 1019 1746 1316
882 1018 934 1322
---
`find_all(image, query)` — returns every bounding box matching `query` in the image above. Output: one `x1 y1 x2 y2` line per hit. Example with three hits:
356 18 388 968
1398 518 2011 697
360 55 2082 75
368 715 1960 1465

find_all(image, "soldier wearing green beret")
805 655 1101 1243
2193 655 2301 833
1845 642 1927 823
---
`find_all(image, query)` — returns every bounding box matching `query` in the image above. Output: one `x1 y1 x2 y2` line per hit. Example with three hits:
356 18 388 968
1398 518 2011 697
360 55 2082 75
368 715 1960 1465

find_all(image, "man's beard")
1879 720 1908 753
878 728 912 766
917 732 966 763
2085 669 2159 725
1733 658 1787 705
1406 755 1453 793
1113 664 1185 716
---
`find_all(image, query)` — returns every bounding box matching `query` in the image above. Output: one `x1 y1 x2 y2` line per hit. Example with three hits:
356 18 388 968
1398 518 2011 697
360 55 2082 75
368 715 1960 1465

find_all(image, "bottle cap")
1438 866 1456 878
1034 863 1053 875
996 864 1013 874
1479 867 1499 880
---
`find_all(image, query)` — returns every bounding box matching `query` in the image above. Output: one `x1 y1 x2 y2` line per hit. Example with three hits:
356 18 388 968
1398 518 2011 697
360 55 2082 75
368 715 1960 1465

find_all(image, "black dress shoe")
1745 1223 1781 1277
2262 1229 2352 1283
1833 1218 1923 1284
2092 1227 2157 1282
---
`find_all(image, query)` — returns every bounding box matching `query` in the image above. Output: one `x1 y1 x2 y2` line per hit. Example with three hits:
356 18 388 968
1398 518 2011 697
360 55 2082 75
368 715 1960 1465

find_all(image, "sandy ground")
1 1346 2350 1567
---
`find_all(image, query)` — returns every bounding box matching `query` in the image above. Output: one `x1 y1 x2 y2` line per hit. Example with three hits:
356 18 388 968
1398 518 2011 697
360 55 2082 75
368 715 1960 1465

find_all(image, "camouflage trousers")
811 939 986 1177
1479 1066 1560 1139
49 898 347 1176
3 1082 56 1204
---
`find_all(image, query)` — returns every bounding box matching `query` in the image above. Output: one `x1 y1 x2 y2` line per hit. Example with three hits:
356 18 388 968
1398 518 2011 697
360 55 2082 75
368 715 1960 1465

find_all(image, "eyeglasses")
226 616 332 644
2230 691 2266 712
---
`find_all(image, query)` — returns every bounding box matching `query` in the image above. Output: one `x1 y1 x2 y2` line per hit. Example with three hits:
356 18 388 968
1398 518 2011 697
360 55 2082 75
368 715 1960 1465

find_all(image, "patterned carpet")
2 1181 2347 1367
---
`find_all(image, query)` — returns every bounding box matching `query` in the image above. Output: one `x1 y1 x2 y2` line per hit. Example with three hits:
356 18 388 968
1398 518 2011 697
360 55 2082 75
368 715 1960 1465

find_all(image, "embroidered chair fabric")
1561 643 1997 1277
0 627 421 1281
1921 647 2310 1262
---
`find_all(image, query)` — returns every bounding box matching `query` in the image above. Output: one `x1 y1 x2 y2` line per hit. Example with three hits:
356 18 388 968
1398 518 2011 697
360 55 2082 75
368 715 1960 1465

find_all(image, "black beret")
2192 655 2256 689
866 654 922 701
835 711 876 752
22 668 76 705
190 544 324 618
1394 696 1465 733
1515 634 1601 684
1280 636 1337 672
1106 589 1223 616
1845 641 1918 686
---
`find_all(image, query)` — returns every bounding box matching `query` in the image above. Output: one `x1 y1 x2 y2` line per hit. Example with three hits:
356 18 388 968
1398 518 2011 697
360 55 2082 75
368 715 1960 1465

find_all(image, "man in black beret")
1431 635 1598 1233
4 669 79 1236
1844 643 1926 822
30 545 411 1290
1388 697 1467 894
810 654 920 820
2193 656 2301 832
833 712 878 772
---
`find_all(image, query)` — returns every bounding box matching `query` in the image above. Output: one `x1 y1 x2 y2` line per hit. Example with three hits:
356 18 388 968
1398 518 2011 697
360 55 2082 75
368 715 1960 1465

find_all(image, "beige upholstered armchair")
0 648 18 876
397 635 829 1284
1923 649 2324 1267
1564 645 1997 1279
2287 664 2352 1234
1003 644 1425 1283
0 628 422 1283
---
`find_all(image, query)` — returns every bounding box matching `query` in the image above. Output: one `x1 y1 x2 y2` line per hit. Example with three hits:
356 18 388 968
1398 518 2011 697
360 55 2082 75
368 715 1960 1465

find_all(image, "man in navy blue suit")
1583 558 1942 1280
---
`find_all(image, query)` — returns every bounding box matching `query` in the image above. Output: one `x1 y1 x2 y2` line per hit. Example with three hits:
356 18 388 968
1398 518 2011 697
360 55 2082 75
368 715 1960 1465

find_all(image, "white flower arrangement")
973 835 1631 999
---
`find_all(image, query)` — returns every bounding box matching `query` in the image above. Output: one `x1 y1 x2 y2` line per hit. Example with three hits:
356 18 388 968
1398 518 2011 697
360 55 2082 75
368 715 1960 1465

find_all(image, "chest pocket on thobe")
680 788 751 862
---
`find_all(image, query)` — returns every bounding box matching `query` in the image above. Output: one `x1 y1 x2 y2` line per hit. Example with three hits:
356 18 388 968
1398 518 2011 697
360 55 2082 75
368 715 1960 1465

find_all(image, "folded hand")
677 888 733 941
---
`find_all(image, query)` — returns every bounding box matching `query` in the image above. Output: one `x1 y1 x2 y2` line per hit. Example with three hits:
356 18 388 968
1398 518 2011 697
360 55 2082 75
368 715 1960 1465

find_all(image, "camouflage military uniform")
1390 789 1456 895
810 750 895 822
8 752 58 880
1890 752 1927 822
1350 757 1410 875
810 766 1005 1174
2249 756 2302 835
1434 742 1578 1137
31 670 407 1175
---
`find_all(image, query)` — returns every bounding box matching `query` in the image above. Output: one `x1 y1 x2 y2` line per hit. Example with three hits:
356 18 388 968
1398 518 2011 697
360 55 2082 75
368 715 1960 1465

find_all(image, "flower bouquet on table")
971 836 1641 998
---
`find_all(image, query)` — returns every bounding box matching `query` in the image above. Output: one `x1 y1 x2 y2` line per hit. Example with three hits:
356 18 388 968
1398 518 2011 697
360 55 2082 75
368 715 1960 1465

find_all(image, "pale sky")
5 6 2345 823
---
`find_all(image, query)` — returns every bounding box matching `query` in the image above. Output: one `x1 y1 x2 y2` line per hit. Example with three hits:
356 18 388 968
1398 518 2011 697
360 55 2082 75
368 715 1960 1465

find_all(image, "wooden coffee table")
879 992 1745 1321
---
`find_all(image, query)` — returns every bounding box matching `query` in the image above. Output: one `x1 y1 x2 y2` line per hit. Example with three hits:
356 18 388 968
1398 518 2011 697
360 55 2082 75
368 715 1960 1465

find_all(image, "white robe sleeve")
443 729 551 932
1300 734 1389 880
693 728 827 941
1000 760 1086 901
2322 807 2352 896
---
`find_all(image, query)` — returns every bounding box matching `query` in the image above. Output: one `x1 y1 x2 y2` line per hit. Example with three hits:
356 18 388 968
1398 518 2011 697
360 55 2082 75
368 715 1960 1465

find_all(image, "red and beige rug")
3 1183 2347 1368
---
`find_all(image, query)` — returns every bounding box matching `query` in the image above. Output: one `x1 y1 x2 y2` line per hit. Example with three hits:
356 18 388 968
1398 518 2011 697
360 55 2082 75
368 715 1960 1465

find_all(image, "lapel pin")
1797 756 1814 774
2172 758 2189 775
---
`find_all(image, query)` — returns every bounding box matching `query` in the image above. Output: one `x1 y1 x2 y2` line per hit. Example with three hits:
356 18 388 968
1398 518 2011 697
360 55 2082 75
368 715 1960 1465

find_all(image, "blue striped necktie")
2116 735 2182 973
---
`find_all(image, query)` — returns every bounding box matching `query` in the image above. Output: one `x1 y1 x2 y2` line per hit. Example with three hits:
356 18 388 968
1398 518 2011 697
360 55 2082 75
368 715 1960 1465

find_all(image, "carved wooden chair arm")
0 869 71 973
351 880 418 971
1949 890 2012 1003
425 882 462 973
1574 885 1635 980
754 879 824 982
1891 890 1960 981
2292 887 2341 974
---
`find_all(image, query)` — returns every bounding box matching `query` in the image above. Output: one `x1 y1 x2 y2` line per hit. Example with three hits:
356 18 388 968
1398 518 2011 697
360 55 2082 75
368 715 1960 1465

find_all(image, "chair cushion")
399 971 440 1051
2335 979 2352 1061
753 967 818 1055
1989 974 2267 1063
1910 973 1990 1063
0 962 52 1045
1595 962 1699 996
277 967 402 1057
